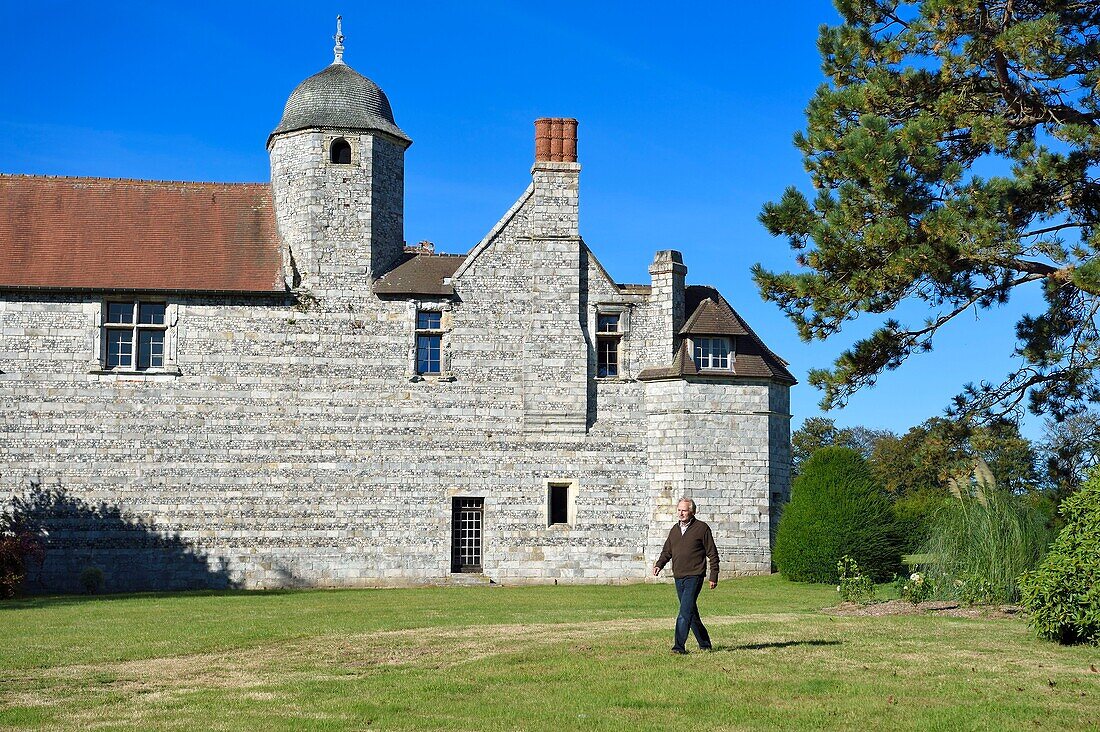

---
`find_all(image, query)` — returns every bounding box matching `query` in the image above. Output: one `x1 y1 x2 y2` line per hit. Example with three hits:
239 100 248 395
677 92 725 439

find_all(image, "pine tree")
756 1 1100 421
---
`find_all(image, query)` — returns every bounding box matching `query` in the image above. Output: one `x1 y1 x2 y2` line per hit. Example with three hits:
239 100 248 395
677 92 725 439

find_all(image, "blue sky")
0 1 1049 440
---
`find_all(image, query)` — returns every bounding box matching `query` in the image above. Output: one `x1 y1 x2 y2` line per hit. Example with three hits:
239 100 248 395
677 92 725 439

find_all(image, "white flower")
836 585 841 592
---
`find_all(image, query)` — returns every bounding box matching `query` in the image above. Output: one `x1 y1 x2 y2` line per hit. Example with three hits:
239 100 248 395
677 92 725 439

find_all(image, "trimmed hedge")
1020 473 1100 645
774 447 902 583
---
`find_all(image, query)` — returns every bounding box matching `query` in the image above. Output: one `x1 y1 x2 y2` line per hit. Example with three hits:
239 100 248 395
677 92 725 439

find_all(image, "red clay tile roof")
373 252 465 296
638 286 796 384
0 175 285 293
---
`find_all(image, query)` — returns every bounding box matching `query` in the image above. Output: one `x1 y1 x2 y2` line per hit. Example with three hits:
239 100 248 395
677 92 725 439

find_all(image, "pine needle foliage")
756 0 1100 422
774 447 903 583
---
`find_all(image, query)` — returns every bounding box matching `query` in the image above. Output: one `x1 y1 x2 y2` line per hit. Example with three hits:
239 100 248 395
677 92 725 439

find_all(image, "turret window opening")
330 138 352 165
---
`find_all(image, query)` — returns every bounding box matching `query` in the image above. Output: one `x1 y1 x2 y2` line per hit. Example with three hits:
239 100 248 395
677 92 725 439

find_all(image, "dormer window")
693 337 732 370
330 138 352 164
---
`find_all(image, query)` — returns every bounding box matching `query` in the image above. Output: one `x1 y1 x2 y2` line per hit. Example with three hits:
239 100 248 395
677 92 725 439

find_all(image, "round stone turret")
268 17 409 293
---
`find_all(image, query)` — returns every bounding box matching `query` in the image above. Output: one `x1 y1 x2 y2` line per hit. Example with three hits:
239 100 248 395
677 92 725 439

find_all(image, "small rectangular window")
597 314 620 333
548 484 570 525
103 300 167 371
693 337 731 370
417 334 441 374
597 338 618 378
417 311 441 330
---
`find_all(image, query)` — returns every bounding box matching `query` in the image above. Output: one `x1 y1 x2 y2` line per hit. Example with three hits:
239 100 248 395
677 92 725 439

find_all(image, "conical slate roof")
270 62 410 145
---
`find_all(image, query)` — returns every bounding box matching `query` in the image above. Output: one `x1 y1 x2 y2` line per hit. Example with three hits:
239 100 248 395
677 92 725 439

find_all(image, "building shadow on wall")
8 479 241 596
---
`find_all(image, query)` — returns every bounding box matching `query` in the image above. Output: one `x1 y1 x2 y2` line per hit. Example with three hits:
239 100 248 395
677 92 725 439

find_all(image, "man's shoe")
700 646 715 652
670 648 688 655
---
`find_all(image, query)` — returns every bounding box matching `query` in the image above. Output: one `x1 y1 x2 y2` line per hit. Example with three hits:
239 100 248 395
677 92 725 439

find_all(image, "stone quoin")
0 19 795 592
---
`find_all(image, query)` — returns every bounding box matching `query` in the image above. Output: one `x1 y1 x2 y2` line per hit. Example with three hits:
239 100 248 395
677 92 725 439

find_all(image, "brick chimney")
530 118 580 238
534 118 578 163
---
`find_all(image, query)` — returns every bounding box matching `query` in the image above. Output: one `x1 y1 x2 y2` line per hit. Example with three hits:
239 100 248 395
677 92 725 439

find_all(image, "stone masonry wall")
1 155 791 593
644 378 788 576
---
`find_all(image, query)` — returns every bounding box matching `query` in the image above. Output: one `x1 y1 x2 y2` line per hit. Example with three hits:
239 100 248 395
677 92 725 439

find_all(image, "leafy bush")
80 566 105 595
836 555 875 603
918 489 1050 605
895 571 934 603
893 488 949 552
0 531 45 599
774 447 903 583
1020 475 1100 645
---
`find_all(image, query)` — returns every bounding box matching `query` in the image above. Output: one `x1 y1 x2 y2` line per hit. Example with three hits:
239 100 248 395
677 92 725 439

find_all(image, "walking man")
652 498 719 654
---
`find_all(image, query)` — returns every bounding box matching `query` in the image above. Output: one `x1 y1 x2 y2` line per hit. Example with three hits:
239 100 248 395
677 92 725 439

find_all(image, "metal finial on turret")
333 15 345 64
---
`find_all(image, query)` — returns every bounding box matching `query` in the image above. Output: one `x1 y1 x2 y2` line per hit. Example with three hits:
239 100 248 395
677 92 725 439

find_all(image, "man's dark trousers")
673 574 711 651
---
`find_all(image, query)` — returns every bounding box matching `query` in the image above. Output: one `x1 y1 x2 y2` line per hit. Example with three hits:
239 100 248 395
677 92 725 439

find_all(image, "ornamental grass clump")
774 447 902 583
1020 474 1100 645
918 488 1050 605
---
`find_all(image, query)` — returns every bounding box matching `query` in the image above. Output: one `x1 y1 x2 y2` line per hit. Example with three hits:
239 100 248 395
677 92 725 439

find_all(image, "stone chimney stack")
530 118 580 238
522 118 586 437
649 250 687 362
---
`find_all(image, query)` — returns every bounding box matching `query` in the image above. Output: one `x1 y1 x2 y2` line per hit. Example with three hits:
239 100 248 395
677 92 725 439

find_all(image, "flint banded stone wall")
1 162 792 592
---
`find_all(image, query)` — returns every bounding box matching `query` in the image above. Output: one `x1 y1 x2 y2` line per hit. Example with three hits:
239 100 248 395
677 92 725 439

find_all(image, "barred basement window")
693 337 732 370
330 138 352 164
416 310 442 375
103 301 166 370
596 313 621 378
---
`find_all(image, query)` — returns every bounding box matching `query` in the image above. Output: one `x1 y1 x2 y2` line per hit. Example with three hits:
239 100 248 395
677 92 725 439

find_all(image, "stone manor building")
0 25 794 592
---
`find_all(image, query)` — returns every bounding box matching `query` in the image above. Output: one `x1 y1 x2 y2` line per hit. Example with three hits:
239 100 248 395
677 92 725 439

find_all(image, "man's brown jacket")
655 519 719 583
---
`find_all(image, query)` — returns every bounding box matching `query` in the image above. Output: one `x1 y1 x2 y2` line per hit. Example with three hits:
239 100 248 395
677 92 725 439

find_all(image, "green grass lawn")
1 575 1097 731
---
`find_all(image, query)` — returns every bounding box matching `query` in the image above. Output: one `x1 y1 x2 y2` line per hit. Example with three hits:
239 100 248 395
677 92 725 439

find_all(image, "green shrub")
0 532 45 599
895 571 934 603
918 489 1050 605
836 555 875 603
893 487 950 552
80 566 104 595
774 447 903 583
1020 474 1100 644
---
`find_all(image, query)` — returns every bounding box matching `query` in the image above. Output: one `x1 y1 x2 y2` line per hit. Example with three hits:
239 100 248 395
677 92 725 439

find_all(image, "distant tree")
869 417 1038 495
792 417 894 474
1041 411 1100 503
774 447 903 583
755 0 1100 423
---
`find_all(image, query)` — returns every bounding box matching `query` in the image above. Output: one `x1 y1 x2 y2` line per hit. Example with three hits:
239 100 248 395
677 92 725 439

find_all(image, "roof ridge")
711 292 794 372
0 173 270 188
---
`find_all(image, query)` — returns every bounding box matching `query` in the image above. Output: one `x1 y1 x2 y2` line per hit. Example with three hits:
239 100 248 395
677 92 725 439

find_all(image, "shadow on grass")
722 639 842 651
0 587 301 611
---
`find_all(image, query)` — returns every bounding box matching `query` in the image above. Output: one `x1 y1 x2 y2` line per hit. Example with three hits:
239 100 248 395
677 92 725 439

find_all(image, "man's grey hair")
676 497 697 512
